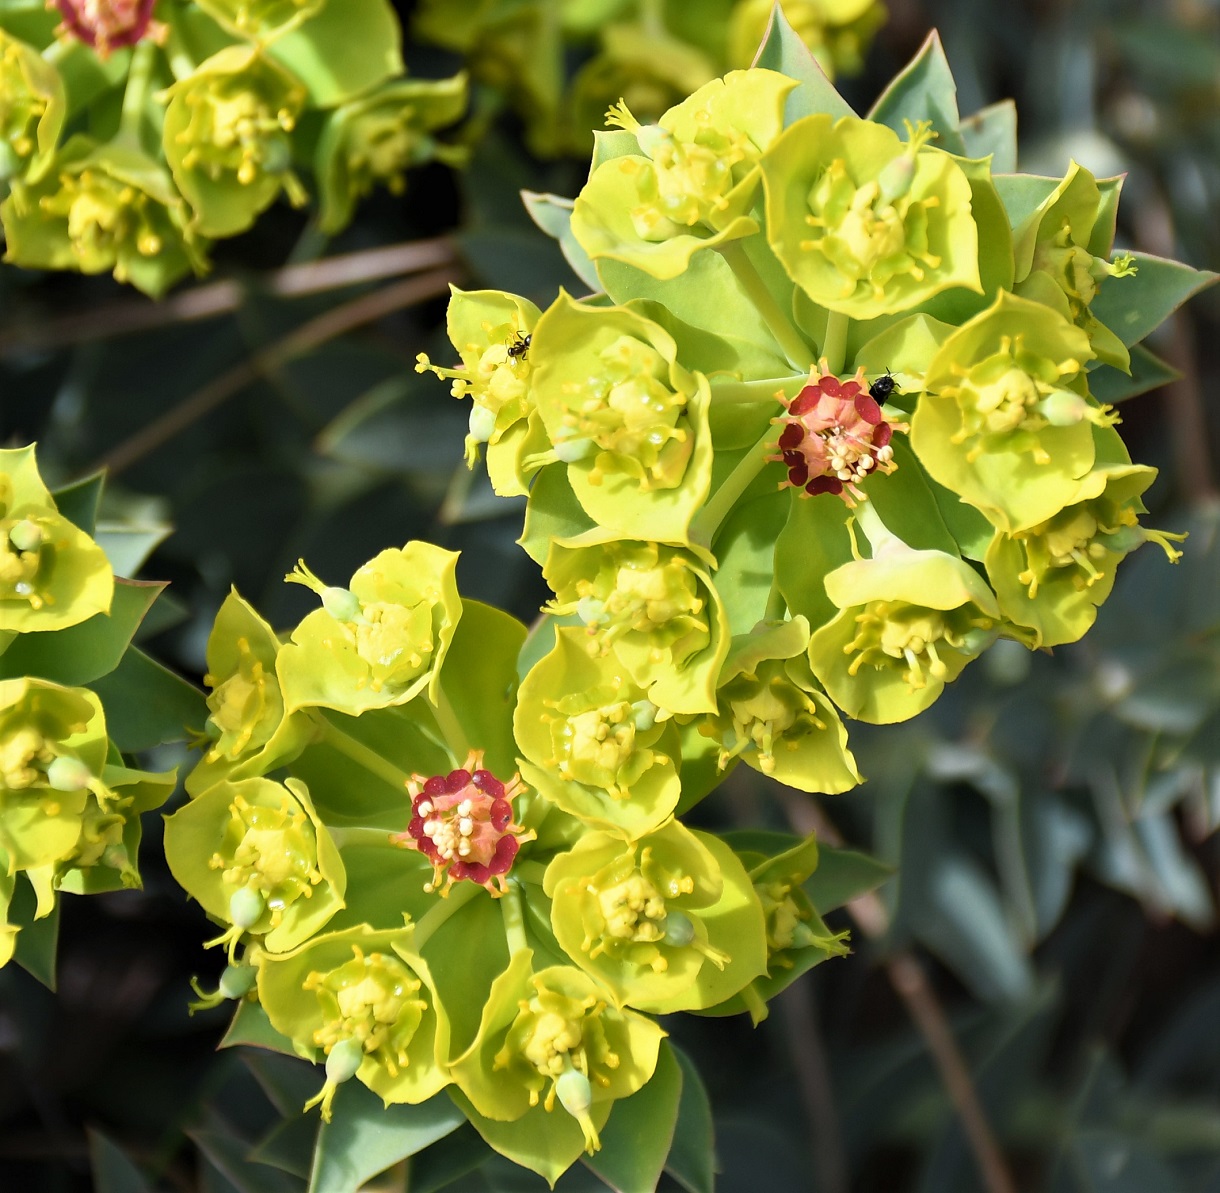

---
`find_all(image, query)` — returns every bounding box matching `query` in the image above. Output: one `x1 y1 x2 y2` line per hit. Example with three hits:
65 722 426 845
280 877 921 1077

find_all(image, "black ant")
868 370 896 403
507 331 531 360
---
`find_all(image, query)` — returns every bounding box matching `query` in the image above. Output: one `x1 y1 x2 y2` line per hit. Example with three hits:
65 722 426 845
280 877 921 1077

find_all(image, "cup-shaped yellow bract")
276 543 462 715
728 0 887 78
162 46 307 239
515 628 681 840
316 73 467 235
700 617 861 793
163 776 345 955
1013 161 1135 370
545 820 767 1014
910 292 1113 533
762 115 981 319
187 589 309 795
0 30 65 188
195 0 323 39
808 546 1001 723
543 536 729 716
258 924 450 1120
571 69 796 279
0 446 114 633
985 457 1184 648
415 287 543 496
451 950 663 1155
528 295 713 544
0 679 107 873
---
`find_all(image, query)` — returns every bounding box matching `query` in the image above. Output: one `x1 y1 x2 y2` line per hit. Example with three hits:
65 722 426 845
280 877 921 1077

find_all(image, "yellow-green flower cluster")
412 0 886 156
169 529 844 1185
0 0 466 294
0 446 177 972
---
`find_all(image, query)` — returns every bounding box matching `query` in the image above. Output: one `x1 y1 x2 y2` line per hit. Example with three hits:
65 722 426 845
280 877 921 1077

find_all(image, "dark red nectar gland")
771 368 906 505
52 0 162 56
392 750 532 895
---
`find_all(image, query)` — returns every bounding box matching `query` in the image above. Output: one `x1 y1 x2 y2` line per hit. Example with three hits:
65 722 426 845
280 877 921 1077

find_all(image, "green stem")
431 683 470 762
513 860 549 886
765 580 787 621
117 39 158 147
41 38 73 67
718 241 813 372
709 375 805 405
821 311 850 376
311 713 411 792
690 423 779 548
501 881 530 955
327 825 400 850
412 880 482 950
851 497 901 556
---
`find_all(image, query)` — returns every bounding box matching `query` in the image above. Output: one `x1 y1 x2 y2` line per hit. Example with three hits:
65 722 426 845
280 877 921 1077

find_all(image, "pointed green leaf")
220 999 302 1057
10 875 59 990
93 521 172 579
0 580 163 685
89 1130 155 1193
959 100 1017 173
805 845 894 914
309 1085 466 1193
50 472 104 536
1088 251 1218 348
752 3 854 123
867 31 966 156
583 1041 683 1193
665 1045 715 1193
88 646 206 751
522 190 602 294
1088 343 1180 404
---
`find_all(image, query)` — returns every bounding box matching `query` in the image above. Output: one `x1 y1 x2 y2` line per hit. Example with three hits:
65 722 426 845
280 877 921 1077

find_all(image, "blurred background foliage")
2 0 1220 1190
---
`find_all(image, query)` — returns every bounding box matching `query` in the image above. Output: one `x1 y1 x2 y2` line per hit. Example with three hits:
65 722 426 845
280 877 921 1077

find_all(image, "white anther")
459 817 473 836
837 468 853 481
417 800 433 817
458 839 472 857
457 799 473 816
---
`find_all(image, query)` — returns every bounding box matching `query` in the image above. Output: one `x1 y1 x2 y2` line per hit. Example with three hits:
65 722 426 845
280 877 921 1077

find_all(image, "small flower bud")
324 1037 366 1085
631 700 659 731
8 520 42 553
229 886 265 930
45 755 91 791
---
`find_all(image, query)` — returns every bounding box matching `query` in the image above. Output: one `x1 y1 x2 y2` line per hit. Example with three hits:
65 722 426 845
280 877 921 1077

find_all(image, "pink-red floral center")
392 749 531 895
771 369 903 505
53 0 160 56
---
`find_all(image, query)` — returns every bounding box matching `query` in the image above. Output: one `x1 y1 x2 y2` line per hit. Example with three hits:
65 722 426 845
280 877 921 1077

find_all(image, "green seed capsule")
631 700 659 732
325 1037 365 1085
45 755 91 792
468 404 497 444
8 519 43 553
229 886 266 929
218 964 258 1000
320 586 363 622
663 910 696 948
554 437 594 463
556 1068 593 1118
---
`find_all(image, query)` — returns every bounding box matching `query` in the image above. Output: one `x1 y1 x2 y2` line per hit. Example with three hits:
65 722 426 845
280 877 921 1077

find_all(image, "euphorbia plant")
165 10 1213 1190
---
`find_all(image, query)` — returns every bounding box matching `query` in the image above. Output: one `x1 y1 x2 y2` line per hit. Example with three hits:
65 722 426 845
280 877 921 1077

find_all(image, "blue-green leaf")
753 4 854 123
867 31 966 156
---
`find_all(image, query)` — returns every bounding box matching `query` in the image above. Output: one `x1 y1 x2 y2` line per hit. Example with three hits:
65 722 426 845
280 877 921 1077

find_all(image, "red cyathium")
393 750 531 895
771 368 904 505
52 0 162 56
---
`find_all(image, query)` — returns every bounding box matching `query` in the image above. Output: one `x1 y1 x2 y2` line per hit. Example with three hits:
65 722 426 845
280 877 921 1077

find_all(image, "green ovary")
844 601 991 691
210 793 321 925
0 516 45 604
305 946 427 1073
